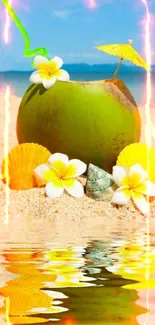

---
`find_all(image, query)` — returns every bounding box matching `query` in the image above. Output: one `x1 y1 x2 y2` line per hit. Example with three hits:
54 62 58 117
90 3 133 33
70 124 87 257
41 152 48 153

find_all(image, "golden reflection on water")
43 247 95 288
106 229 155 325
0 240 152 325
5 297 11 325
0 247 95 324
106 231 155 290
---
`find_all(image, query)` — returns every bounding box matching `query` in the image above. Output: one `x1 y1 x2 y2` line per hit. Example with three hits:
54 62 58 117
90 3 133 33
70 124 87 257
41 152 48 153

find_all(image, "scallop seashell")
117 143 155 182
2 143 51 190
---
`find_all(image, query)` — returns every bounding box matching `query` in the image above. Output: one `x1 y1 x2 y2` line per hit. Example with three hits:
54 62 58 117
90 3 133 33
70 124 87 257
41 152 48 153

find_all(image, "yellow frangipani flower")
29 55 70 89
112 163 155 216
34 153 86 199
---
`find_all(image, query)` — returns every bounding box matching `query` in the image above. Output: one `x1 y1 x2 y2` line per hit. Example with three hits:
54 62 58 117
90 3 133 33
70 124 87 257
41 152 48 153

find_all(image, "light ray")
3 0 12 226
140 0 152 324
4 85 10 226
4 0 12 44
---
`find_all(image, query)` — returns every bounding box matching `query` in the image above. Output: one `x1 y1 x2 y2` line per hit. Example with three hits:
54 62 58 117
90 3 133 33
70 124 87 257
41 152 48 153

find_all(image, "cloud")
53 10 72 20
61 52 103 63
66 52 102 58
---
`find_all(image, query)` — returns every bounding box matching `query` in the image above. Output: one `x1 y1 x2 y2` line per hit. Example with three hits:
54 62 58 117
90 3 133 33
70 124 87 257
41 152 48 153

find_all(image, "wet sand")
0 93 155 244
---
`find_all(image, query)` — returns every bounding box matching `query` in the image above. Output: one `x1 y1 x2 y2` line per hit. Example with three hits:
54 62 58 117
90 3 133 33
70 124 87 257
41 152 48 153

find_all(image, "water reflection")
106 229 155 289
0 241 149 324
0 250 68 323
106 228 155 324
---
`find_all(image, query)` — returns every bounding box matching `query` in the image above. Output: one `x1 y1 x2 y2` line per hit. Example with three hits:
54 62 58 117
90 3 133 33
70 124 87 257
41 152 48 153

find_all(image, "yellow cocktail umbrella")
97 39 149 79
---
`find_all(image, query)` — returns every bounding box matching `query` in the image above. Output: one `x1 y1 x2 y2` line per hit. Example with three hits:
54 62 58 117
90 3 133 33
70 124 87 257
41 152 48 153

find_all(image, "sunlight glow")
151 122 155 138
84 0 97 9
5 297 12 325
4 0 12 44
3 0 12 225
64 317 76 325
4 86 10 226
142 0 152 149
140 0 152 324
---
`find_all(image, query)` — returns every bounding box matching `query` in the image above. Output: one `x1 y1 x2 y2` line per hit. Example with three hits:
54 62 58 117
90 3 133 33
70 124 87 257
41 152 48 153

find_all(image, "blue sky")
0 0 155 70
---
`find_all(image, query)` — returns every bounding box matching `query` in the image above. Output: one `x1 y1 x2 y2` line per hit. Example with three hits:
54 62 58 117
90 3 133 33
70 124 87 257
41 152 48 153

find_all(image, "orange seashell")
2 143 51 190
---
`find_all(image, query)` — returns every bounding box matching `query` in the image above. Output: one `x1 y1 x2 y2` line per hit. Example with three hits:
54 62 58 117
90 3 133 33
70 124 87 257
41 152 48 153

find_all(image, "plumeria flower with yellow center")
34 153 86 199
29 55 70 89
112 163 155 216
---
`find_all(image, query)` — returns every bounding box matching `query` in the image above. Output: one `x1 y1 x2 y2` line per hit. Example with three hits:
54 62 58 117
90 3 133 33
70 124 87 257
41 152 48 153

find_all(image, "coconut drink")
16 55 141 173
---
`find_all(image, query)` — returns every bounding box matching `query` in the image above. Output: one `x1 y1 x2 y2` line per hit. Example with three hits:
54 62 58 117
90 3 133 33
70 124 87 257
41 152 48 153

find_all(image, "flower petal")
131 190 150 216
34 164 51 183
129 164 147 188
64 159 87 179
136 180 155 197
45 181 64 199
29 71 42 84
42 77 56 89
33 55 49 70
53 69 70 81
112 166 128 187
49 56 63 72
48 153 69 177
112 186 131 205
43 169 60 183
62 179 84 198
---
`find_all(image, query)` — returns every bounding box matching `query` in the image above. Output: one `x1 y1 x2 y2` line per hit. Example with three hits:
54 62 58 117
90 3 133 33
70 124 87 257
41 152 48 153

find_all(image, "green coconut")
16 78 141 173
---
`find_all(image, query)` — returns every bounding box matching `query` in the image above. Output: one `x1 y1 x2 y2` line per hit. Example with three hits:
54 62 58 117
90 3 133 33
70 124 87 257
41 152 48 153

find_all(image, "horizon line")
0 62 155 73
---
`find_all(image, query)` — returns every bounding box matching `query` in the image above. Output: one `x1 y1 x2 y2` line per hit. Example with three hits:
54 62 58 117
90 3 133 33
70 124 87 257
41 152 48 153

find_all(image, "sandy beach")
0 93 155 244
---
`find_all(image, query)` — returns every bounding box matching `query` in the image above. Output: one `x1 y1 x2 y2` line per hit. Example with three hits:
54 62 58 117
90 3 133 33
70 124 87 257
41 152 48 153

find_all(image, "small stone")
86 164 114 199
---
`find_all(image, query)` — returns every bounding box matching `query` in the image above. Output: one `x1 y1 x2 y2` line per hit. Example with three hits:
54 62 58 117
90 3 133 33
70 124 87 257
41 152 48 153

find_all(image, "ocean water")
0 71 155 106
0 227 155 325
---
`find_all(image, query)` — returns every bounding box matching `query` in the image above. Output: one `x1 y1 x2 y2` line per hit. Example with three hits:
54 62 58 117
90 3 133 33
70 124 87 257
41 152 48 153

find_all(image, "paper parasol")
97 40 149 79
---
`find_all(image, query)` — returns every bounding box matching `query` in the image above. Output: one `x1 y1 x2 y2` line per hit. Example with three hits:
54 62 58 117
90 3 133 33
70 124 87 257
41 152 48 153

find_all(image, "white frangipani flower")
112 163 155 216
34 153 86 199
29 55 70 89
